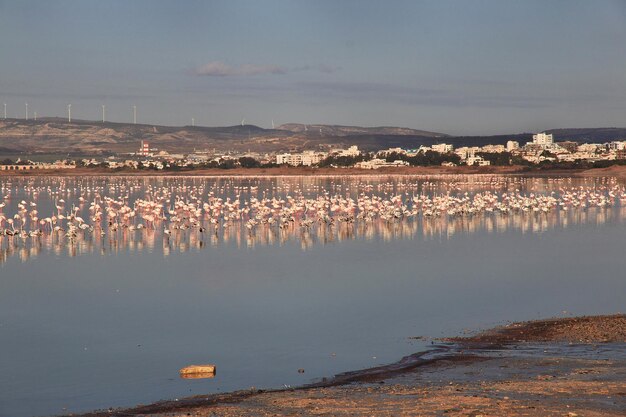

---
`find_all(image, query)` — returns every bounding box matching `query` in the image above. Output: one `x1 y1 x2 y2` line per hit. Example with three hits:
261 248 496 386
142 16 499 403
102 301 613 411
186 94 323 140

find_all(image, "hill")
1 118 625 156
276 123 447 137
546 128 626 142
0 118 293 155
0 119 446 155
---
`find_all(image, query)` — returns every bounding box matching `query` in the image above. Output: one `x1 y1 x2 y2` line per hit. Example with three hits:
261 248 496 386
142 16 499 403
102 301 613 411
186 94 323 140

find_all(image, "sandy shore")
71 314 625 417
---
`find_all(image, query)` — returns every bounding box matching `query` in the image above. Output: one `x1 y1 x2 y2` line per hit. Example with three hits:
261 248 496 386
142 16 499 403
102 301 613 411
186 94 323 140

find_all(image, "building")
276 153 291 165
531 132 554 147
480 144 505 153
378 147 407 156
1 160 76 171
431 143 454 153
558 141 579 153
455 146 481 160
0 164 36 171
337 145 361 157
506 141 520 152
355 159 409 169
465 155 491 166
139 140 150 156
578 143 601 153
607 141 626 151
276 151 327 166
107 160 139 169
301 151 325 166
186 153 210 163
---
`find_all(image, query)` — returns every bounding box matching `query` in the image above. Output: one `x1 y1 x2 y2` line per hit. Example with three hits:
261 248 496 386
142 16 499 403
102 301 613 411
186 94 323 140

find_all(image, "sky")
1 0 625 135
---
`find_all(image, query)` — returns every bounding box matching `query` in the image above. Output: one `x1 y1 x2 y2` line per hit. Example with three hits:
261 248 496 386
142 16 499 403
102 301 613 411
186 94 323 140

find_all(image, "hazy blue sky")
1 0 625 135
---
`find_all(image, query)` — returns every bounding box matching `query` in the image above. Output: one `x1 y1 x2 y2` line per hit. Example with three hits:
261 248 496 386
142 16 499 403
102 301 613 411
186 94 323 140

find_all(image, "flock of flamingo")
1 175 625 263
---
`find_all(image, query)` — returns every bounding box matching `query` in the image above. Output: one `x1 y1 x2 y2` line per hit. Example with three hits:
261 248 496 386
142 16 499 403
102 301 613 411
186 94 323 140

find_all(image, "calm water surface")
0 175 624 417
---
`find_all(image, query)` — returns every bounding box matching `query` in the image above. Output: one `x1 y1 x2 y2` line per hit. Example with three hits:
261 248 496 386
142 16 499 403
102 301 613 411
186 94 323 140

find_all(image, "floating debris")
179 364 216 379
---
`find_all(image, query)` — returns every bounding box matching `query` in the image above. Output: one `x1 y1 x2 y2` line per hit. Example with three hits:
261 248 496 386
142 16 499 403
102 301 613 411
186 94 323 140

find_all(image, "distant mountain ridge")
0 118 625 155
545 128 626 143
277 123 447 137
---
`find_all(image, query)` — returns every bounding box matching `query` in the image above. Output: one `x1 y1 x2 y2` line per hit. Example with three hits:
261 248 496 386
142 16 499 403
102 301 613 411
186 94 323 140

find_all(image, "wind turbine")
271 119 275 129
67 104 72 123
133 105 137 124
34 111 37 121
25 103 28 120
102 105 106 123
191 117 195 127
3 103 6 120
241 118 245 126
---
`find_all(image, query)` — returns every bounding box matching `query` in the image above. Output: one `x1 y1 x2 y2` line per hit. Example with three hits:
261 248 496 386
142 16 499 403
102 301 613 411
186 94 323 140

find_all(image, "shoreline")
70 314 626 417
3 164 626 178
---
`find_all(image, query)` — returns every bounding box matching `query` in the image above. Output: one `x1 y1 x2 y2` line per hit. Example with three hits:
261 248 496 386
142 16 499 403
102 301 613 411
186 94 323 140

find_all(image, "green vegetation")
318 154 373 167
476 152 512 166
238 157 261 168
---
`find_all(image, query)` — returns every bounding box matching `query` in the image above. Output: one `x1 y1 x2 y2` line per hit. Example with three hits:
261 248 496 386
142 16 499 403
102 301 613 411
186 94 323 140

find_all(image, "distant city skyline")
1 0 625 135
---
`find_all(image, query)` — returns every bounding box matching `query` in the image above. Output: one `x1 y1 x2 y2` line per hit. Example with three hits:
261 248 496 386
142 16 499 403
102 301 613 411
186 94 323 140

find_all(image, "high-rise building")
506 141 520 151
532 132 553 146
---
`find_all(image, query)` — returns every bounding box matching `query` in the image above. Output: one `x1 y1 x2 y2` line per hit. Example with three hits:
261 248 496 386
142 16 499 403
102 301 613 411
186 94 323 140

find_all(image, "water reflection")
1 175 625 264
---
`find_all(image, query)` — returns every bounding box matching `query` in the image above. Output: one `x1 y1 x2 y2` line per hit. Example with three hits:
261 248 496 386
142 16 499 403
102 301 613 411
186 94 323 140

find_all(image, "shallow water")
0 175 625 417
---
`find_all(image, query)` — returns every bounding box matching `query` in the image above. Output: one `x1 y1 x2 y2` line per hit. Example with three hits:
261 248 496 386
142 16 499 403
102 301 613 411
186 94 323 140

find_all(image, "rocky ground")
72 314 626 417
151 354 624 417
445 314 626 345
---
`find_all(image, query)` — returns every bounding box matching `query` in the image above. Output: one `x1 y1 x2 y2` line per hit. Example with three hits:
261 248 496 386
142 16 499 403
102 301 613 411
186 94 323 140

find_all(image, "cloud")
237 64 287 76
292 64 341 74
195 61 236 76
195 61 339 77
195 61 286 76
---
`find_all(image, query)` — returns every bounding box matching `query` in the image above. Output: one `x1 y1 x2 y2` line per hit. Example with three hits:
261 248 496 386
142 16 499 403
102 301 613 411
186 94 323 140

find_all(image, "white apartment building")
276 151 327 166
431 143 454 153
276 153 290 165
356 159 409 169
531 132 554 147
480 144 505 153
301 151 326 166
465 155 491 166
455 146 481 160
378 147 406 155
338 145 361 157
607 141 626 151
506 141 520 151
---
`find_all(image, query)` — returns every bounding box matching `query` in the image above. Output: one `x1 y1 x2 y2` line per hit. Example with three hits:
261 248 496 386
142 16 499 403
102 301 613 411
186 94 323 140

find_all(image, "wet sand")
71 314 625 417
